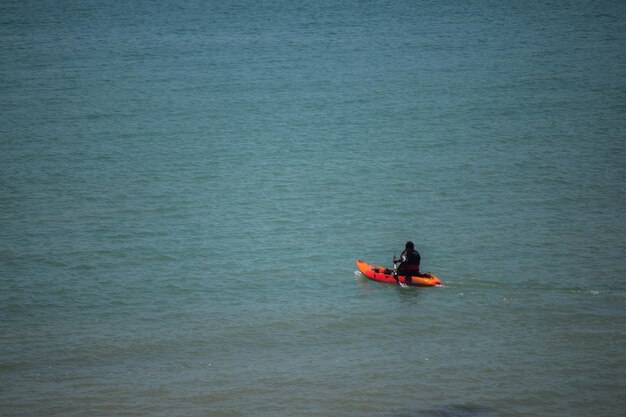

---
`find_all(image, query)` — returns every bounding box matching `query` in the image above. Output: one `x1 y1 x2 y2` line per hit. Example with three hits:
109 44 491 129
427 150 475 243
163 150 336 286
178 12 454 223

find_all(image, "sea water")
1 1 625 416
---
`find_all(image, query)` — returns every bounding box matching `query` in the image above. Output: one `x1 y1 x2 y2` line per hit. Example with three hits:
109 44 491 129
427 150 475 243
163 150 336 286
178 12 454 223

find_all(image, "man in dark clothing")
393 241 421 284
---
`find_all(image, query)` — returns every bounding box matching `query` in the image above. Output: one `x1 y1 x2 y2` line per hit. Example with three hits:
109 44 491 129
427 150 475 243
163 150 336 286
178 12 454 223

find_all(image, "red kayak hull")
356 259 443 287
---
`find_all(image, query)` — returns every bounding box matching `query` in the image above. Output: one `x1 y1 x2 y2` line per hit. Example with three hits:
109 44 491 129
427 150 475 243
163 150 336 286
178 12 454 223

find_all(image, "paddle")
393 253 408 288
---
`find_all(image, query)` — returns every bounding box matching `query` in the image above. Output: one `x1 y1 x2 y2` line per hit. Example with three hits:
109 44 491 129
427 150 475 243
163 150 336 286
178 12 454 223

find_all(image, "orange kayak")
356 259 443 287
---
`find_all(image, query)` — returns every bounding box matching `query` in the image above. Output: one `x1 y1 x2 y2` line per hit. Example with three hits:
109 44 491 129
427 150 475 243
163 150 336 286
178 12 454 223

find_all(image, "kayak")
356 259 443 287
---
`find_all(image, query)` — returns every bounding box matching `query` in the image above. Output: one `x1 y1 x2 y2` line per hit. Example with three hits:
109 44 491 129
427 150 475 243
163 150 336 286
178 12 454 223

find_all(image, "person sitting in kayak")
393 241 421 283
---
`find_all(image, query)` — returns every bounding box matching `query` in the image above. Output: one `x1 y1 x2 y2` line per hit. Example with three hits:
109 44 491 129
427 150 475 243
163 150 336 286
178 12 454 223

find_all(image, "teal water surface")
2 1 625 416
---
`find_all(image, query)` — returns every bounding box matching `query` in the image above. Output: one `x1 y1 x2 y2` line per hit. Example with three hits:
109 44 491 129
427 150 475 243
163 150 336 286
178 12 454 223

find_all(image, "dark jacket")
398 249 421 274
